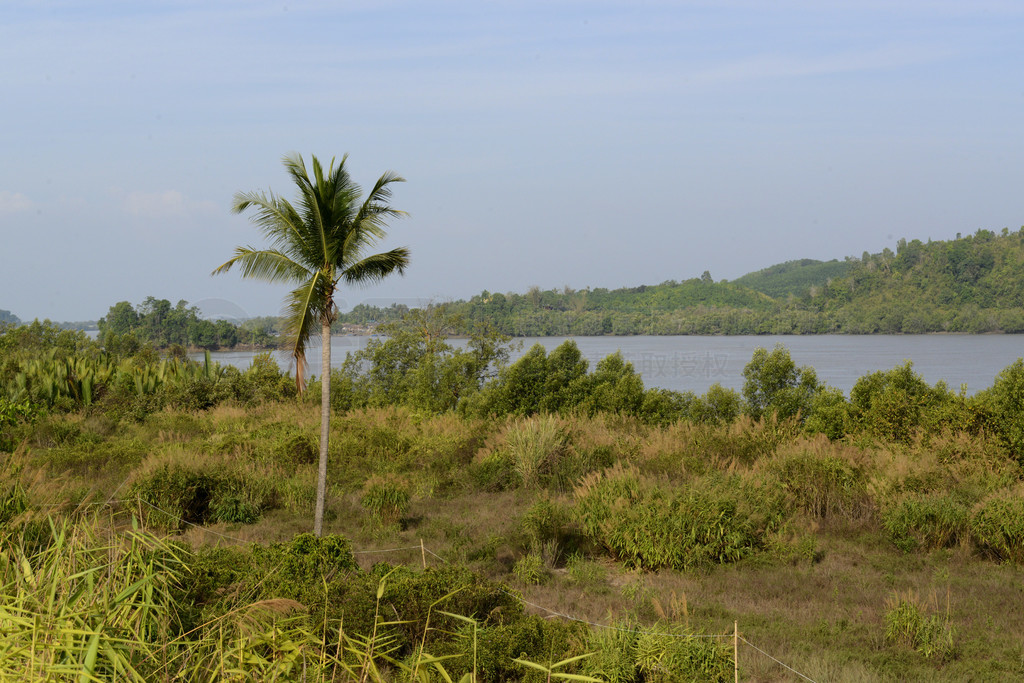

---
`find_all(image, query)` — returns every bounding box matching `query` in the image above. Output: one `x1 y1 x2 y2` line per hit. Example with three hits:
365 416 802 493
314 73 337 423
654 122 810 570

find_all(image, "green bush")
882 493 970 553
688 384 742 426
804 386 853 439
580 620 733 683
574 465 785 570
468 452 515 491
520 495 573 548
742 345 820 422
974 359 1024 459
971 492 1024 563
850 362 961 443
0 398 35 451
129 459 279 528
473 616 578 683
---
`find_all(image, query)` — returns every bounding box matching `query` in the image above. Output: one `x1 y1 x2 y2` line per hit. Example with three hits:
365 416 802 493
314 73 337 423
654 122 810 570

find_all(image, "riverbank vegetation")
3 317 1024 680
96 297 280 352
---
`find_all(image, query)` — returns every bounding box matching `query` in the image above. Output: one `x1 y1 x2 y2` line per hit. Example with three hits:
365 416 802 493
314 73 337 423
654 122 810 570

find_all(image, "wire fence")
13 496 819 682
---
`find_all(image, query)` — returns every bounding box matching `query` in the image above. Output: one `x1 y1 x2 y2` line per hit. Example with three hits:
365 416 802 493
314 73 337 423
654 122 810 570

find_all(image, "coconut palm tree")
214 153 409 536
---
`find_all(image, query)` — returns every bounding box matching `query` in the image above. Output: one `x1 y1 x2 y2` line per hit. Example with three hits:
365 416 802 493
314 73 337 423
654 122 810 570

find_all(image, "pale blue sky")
2 1 1022 321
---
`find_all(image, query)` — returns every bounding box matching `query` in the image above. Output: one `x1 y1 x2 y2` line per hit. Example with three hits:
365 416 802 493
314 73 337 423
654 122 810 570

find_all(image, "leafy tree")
742 345 820 421
214 152 409 536
580 352 645 416
848 361 961 443
973 359 1024 458
333 306 510 413
688 383 743 425
98 301 140 343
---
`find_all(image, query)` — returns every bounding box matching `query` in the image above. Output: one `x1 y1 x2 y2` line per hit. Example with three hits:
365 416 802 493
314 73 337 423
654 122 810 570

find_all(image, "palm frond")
211 247 313 284
353 172 407 239
279 273 331 386
231 190 309 251
342 248 410 285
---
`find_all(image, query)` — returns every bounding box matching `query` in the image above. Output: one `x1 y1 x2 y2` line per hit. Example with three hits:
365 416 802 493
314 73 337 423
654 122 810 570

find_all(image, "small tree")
742 344 819 421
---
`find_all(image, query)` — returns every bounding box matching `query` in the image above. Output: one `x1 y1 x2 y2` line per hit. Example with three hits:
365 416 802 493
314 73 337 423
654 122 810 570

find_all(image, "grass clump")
504 414 570 488
970 489 1024 563
0 516 185 681
770 447 872 522
128 451 280 528
360 474 411 526
581 619 733 683
882 493 971 553
512 551 546 584
884 590 957 660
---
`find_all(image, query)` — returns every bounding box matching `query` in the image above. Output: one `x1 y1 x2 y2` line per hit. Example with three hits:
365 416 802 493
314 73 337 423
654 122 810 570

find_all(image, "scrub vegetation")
3 315 1024 681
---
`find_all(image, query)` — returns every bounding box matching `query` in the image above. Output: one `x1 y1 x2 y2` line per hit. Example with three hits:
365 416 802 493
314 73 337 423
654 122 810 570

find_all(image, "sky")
2 1 1023 322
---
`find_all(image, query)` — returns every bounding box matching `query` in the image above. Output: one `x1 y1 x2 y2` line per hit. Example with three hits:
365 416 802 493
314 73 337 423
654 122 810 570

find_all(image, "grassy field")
4 396 1024 681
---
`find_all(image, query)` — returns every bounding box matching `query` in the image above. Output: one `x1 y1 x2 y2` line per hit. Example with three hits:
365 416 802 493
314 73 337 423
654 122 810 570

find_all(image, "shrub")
804 386 853 440
474 616 577 683
580 620 733 683
850 362 957 443
638 388 689 426
272 429 317 465
468 452 515 492
245 352 296 403
974 359 1024 459
129 455 279 528
0 398 35 451
742 345 820 422
688 384 742 426
520 495 573 549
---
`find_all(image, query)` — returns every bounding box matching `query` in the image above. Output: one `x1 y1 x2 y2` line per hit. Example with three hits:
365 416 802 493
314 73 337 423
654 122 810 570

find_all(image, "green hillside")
732 258 853 299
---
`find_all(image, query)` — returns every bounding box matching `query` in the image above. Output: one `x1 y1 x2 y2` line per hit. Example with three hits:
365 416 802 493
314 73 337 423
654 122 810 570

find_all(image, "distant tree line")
97 297 279 352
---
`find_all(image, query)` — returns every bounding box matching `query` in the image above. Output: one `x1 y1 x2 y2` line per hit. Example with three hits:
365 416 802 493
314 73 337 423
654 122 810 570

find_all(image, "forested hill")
802 227 1024 333
337 226 1024 336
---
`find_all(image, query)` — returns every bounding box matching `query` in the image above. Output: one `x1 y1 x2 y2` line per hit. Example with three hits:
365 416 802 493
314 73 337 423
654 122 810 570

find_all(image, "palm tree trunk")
313 317 331 537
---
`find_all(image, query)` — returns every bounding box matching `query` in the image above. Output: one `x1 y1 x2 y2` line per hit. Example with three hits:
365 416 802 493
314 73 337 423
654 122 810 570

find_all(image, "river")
193 334 1024 396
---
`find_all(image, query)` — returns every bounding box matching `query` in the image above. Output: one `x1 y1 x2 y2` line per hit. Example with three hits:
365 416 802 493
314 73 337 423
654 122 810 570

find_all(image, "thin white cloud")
0 191 33 214
690 44 951 86
117 189 217 219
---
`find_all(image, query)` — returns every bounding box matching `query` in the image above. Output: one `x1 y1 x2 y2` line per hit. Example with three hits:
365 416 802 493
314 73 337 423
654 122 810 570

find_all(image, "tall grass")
504 415 570 488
